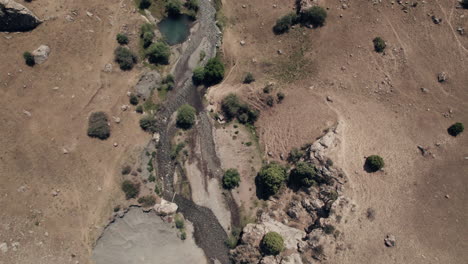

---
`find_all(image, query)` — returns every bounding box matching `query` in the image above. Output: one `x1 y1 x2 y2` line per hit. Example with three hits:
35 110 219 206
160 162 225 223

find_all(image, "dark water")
158 15 191 45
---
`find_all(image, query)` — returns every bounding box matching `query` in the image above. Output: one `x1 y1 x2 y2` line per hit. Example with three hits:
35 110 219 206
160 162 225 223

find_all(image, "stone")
240 40 246 46
135 71 162 100
0 242 8 253
62 148 69 154
113 117 121 124
152 133 160 143
431 15 442 24
51 190 59 196
11 242 19 251
326 96 333 102
86 11 93 17
121 105 129 111
437 72 448 82
0 0 42 32
154 199 178 216
103 63 112 72
457 27 464 35
242 4 246 8
261 256 278 264
113 142 118 147
384 234 396 247
22 109 31 116
32 45 50 64
277 49 283 55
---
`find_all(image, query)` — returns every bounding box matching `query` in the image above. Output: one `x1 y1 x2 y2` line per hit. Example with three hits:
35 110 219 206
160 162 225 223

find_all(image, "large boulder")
135 71 162 100
153 199 178 216
32 45 50 64
0 0 41 32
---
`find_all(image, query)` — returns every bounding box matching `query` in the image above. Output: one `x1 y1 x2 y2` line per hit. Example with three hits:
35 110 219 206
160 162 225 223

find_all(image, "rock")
62 148 69 154
135 71 162 100
267 151 273 157
384 234 396 247
326 96 333 102
431 15 442 24
242 4 246 8
32 45 50 64
240 40 246 46
457 27 464 35
230 245 262 264
154 199 178 216
11 242 19 251
103 63 113 72
0 242 8 253
65 14 74 22
22 109 31 116
420 87 428 93
113 142 118 147
277 49 283 55
86 11 93 17
121 105 129 111
0 0 42 32
437 72 448 82
113 117 121 124
280 253 303 264
51 190 59 197
445 194 450 199
152 133 160 143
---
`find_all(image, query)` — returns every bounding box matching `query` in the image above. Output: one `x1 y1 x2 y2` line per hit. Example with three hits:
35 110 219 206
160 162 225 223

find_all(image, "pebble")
242 4 246 8
326 96 333 102
63 148 69 154
0 242 8 253
445 194 450 199
384 234 396 247
240 40 246 46
113 142 119 147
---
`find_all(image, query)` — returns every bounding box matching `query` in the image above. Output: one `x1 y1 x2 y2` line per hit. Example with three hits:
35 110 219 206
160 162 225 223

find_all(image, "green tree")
448 122 464 137
261 232 284 255
203 57 225 86
192 66 205 85
129 93 139 105
373 37 386 53
256 162 287 198
365 155 385 172
176 104 196 129
87 112 111 140
23 51 35 67
116 33 129 45
114 47 137 70
166 0 182 17
139 115 157 132
273 12 298 34
142 31 155 48
222 168 241 189
301 6 327 27
221 94 241 120
146 42 171 65
289 162 317 188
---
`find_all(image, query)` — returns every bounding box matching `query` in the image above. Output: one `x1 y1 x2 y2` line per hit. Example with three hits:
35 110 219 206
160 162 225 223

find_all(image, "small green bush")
163 74 175 90
129 93 139 105
301 6 327 27
260 232 284 255
146 42 171 65
87 112 111 140
192 66 205 85
243 72 255 84
289 162 317 188
448 122 464 137
138 195 156 207
121 165 132 175
116 33 129 45
114 47 137 70
23 51 35 67
323 224 335 235
256 162 287 197
180 231 187 240
273 12 298 34
365 155 385 172
222 168 241 189
175 215 185 229
139 0 151 9
287 148 304 163
122 180 140 199
203 57 225 86
171 142 186 160
142 31 154 48
139 115 157 132
266 95 274 107
176 104 196 129
136 105 144 114
166 0 182 17
373 37 386 53
277 92 285 102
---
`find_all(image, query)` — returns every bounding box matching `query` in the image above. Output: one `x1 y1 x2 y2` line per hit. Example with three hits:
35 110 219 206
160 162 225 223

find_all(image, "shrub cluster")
222 168 241 189
365 155 385 172
288 147 304 163
138 195 156 207
301 6 327 27
166 0 182 17
146 42 171 65
114 46 137 70
139 115 157 133
462 0 468 9
116 33 129 45
23 51 35 67
273 12 298 34
122 180 140 199
261 232 284 255
87 112 111 140
373 37 386 53
289 162 317 188
184 0 199 20
161 74 175 91
448 122 464 137
243 72 255 84
221 94 259 125
277 92 285 102
192 57 225 86
256 162 287 198
176 104 196 129
140 23 155 48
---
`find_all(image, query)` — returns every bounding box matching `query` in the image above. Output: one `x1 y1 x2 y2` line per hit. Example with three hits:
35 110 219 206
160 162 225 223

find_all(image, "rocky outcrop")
153 199 178 216
135 71 162 100
0 0 41 32
32 45 50 64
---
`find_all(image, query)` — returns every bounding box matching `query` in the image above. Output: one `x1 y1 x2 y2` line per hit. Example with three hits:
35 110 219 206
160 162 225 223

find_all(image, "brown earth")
216 0 468 263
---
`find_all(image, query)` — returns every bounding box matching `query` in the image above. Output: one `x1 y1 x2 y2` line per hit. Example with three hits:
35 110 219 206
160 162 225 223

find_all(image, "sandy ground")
92 208 207 264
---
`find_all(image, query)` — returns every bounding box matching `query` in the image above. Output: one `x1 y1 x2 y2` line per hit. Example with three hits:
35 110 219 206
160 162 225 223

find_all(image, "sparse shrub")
136 105 144 114
260 232 284 255
148 175 156 182
448 122 464 137
266 95 274 107
87 112 111 140
166 0 182 17
326 158 334 167
122 180 140 199
373 37 386 53
114 47 137 70
139 0 151 9
221 94 259 124
139 115 157 132
287 147 304 163
203 57 225 86
256 162 287 197
185 0 199 11
365 155 384 172
323 224 335 235
289 161 317 188
366 207 376 221
180 231 187 240
171 142 186 160
263 85 272 94
121 165 132 175
175 215 185 229
277 92 285 102
192 66 205 85
116 33 129 45
301 6 327 27
129 93 139 105
23 51 35 66
163 74 175 90
222 168 241 189
243 72 255 84
176 104 196 129
146 42 171 65
138 195 156 207
273 12 298 34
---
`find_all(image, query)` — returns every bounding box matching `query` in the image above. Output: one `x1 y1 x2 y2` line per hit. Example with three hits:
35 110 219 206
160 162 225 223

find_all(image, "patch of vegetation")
23 51 35 67
222 168 241 189
323 224 335 235
260 232 284 256
289 161 317 188
300 6 327 27
176 104 196 129
146 42 171 65
138 195 156 207
139 115 157 133
184 0 199 12
225 227 241 249
114 46 137 70
175 214 185 229
165 0 182 17
122 180 140 199
129 93 139 105
273 12 298 34
139 0 151 9
277 92 285 102
256 162 287 198
171 142 186 160
192 66 205 85
121 165 132 175
373 37 386 53
366 207 376 221
266 95 274 107
87 112 111 140
116 33 129 45
136 105 144 114
365 155 385 172
204 57 225 86
287 147 304 163
243 72 255 84
162 74 175 90
221 94 259 125
448 122 464 137
140 23 155 48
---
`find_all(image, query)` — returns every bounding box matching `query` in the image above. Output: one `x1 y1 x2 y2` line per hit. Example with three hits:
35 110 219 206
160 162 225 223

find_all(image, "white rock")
32 45 50 64
113 142 118 147
240 40 246 46
103 63 113 72
0 242 8 253
113 117 121 124
154 199 178 216
22 109 31 117
121 105 129 111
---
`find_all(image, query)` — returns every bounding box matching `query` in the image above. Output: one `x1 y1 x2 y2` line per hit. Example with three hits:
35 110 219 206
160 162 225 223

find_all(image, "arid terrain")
1 0 467 263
